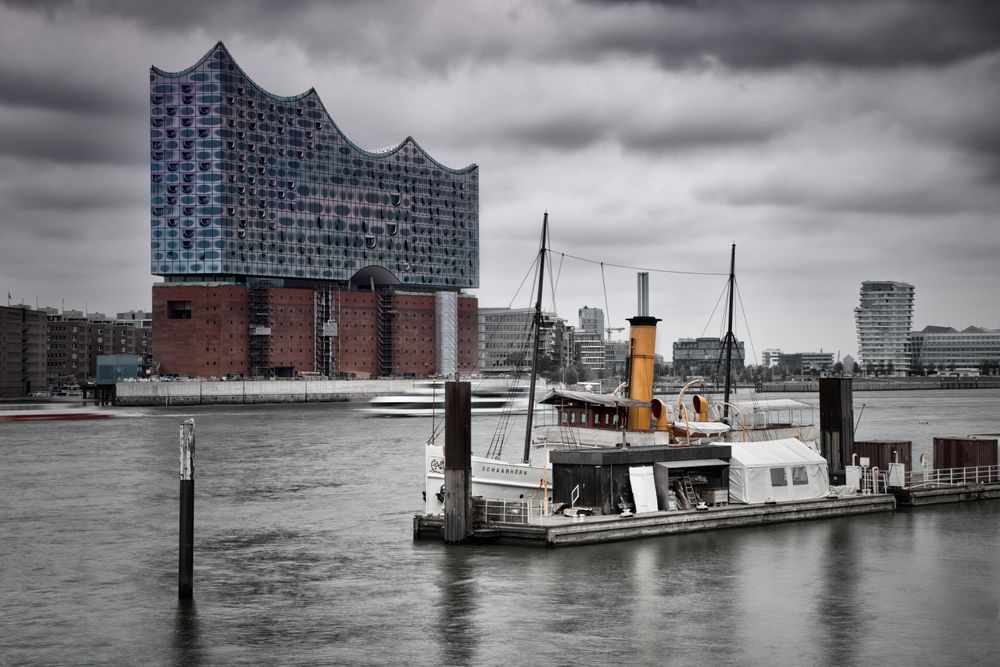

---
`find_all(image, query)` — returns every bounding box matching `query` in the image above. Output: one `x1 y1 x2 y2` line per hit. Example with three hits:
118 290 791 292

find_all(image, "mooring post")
178 418 195 599
442 381 472 543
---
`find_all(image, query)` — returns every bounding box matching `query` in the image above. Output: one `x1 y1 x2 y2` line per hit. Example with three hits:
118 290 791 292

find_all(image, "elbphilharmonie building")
149 43 479 378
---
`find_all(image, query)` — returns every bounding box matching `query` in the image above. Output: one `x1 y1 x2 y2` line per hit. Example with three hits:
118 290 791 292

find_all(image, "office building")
761 349 782 368
910 325 1000 374
578 306 605 340
150 43 479 378
478 307 568 375
604 339 629 376
672 336 746 378
46 311 153 384
775 351 835 375
854 281 914 376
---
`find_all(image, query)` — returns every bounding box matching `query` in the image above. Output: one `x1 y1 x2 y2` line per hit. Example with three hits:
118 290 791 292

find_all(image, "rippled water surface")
2 390 999 665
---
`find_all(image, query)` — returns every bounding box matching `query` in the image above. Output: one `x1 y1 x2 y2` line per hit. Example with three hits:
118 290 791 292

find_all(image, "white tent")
728 438 829 504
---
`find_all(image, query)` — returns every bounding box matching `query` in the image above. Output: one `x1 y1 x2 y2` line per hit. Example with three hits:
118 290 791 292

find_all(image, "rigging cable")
547 248 728 277
698 280 729 338
432 254 540 448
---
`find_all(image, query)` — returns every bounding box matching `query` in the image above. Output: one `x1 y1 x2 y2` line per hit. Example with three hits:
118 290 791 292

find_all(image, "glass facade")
149 42 479 289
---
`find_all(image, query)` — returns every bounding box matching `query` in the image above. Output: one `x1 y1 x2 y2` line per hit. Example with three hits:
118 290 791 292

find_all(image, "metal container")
932 437 998 470
853 440 912 473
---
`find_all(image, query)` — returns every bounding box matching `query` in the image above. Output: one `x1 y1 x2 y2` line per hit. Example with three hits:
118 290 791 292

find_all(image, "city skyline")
1 1 998 361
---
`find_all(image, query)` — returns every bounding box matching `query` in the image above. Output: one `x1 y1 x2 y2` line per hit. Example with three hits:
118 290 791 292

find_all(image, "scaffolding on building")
377 288 395 377
248 282 272 378
314 287 338 377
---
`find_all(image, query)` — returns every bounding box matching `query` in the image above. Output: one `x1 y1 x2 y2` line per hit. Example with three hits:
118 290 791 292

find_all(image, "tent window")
791 466 809 485
770 468 788 487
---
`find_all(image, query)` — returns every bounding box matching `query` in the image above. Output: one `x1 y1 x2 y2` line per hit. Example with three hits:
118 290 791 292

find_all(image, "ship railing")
904 465 999 489
476 498 549 526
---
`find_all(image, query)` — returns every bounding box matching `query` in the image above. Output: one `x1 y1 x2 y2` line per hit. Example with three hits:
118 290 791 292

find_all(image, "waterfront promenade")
114 377 539 406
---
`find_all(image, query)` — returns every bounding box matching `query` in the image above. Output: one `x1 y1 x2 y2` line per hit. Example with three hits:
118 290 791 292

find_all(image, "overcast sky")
1 0 998 360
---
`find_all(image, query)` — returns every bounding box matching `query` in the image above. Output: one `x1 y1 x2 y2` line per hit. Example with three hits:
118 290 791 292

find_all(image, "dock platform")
414 494 896 548
892 481 1000 507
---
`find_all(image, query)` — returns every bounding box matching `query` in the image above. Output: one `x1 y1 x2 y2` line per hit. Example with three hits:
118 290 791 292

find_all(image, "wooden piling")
178 418 195 598
442 382 472 543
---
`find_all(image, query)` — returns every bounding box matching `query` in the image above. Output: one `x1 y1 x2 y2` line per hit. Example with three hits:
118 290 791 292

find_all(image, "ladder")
680 474 699 509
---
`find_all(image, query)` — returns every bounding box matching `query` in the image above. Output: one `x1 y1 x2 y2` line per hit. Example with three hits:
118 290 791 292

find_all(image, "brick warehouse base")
152 284 477 379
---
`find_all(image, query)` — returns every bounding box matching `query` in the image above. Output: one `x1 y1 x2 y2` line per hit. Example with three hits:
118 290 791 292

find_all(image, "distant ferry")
0 403 114 422
363 381 531 417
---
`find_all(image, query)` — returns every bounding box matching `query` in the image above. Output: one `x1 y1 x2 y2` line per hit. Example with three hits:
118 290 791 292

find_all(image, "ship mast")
723 243 736 422
522 212 548 464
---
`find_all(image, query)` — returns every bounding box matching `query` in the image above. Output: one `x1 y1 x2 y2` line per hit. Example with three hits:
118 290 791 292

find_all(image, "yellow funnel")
627 315 661 431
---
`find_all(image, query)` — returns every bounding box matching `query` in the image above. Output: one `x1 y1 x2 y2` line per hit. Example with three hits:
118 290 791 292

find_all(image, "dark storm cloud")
0 0 401 41
702 181 984 218
0 63 138 115
6 179 145 213
0 0 997 348
575 0 1000 70
0 110 146 165
619 121 779 152
498 116 608 151
9 0 1000 72
485 108 779 152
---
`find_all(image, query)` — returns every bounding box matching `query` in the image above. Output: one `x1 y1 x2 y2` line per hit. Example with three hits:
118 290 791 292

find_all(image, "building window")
770 468 788 487
168 301 193 320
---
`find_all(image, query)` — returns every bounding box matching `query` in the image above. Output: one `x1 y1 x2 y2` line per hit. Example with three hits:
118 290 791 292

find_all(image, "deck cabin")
538 388 646 431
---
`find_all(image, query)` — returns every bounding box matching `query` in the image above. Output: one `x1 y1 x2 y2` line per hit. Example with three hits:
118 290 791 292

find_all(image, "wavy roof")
152 41 477 175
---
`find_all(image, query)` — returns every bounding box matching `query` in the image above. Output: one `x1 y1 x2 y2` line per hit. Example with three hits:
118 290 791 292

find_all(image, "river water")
2 389 999 665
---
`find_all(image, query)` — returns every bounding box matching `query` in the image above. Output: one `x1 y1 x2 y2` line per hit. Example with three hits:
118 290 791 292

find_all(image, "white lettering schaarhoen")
480 465 528 476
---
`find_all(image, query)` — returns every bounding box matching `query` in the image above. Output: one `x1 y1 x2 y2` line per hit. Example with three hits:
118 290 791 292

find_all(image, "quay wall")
114 378 535 406
758 377 1000 393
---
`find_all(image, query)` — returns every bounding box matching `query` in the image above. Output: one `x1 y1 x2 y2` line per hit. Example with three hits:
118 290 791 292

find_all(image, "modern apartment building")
854 281 914 376
575 306 608 372
150 42 478 378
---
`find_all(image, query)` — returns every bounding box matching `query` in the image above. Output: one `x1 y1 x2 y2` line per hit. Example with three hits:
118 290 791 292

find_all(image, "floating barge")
414 494 896 548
